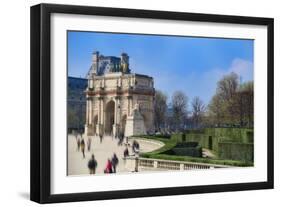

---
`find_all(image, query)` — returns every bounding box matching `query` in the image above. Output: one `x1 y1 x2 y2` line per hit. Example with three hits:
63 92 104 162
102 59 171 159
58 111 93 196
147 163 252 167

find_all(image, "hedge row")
171 133 218 150
218 142 254 162
171 127 254 153
170 146 202 157
205 128 254 143
135 133 254 166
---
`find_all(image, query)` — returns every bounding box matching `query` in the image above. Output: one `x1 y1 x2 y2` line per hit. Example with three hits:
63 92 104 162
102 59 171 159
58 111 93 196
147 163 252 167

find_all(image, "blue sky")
68 31 253 105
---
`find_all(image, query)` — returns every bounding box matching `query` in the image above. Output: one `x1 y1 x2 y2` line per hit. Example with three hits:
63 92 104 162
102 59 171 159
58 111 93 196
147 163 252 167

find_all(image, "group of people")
76 135 92 158
104 153 119 174
73 132 141 175
87 153 120 175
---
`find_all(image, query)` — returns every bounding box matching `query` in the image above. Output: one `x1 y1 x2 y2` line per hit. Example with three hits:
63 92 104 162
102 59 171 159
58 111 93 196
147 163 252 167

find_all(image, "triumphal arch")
84 51 155 137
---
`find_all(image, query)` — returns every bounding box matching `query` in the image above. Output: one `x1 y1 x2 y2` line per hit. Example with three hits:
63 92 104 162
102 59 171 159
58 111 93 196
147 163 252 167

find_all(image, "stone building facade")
84 51 155 137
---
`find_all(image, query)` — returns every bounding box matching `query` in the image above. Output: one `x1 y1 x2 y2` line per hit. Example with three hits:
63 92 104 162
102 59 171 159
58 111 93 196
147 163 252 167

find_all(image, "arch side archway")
104 100 115 135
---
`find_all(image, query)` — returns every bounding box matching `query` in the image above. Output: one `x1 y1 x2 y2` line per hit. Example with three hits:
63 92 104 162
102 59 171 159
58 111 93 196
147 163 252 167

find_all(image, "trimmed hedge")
175 142 198 148
183 129 205 134
172 133 213 149
211 136 226 152
153 134 171 139
135 132 254 167
205 128 254 143
171 128 254 153
134 135 170 139
171 146 202 157
218 142 254 162
164 142 202 157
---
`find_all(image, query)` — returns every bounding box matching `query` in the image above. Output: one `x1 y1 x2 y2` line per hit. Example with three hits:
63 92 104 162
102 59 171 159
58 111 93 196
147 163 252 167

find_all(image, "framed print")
30 3 274 203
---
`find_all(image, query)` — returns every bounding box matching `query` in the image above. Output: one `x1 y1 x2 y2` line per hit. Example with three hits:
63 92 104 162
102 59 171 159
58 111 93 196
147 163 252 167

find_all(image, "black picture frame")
30 3 274 204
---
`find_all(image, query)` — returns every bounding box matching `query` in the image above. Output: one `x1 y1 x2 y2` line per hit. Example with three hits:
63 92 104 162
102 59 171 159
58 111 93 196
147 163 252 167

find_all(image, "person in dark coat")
99 134 103 143
88 154 97 174
77 138 81 151
111 153 119 173
118 135 123 146
80 138 85 158
123 147 129 158
132 140 140 153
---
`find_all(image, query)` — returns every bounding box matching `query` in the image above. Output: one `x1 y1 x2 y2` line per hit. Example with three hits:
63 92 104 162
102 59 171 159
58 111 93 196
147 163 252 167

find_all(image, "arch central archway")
104 101 115 135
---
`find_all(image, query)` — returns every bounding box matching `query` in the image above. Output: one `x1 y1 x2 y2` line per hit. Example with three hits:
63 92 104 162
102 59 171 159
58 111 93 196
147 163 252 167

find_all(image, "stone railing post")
180 163 184 170
153 160 158 169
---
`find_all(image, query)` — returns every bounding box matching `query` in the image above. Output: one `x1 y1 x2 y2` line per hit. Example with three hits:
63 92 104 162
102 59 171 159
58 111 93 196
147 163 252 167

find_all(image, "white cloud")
228 58 253 82
195 58 253 104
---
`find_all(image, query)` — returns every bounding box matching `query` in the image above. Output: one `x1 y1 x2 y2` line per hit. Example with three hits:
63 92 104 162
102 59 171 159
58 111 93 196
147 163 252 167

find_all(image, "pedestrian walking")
125 136 129 146
123 147 129 158
117 137 122 146
99 134 103 143
81 138 85 158
88 154 97 174
111 153 119 173
118 133 125 146
77 137 81 151
132 140 140 154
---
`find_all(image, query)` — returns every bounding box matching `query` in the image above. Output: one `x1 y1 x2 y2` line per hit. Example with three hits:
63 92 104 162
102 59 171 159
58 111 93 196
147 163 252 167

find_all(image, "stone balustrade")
124 156 232 172
139 159 154 168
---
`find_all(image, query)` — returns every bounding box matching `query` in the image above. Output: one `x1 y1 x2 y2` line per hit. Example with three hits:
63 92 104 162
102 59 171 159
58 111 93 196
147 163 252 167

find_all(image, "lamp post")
117 103 121 137
135 149 140 172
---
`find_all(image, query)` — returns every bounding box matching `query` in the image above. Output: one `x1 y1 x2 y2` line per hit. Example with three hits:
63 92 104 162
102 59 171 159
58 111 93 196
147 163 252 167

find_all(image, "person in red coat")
104 159 113 174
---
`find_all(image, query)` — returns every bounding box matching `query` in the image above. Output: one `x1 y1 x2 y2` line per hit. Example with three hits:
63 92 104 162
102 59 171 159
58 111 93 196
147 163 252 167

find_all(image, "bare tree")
241 81 254 127
234 81 254 127
207 72 253 127
191 96 205 128
217 72 239 101
172 91 188 131
208 94 226 127
208 72 239 125
154 90 168 132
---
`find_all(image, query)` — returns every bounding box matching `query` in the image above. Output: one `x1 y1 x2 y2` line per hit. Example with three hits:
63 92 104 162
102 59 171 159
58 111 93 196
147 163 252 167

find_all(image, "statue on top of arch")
87 51 131 78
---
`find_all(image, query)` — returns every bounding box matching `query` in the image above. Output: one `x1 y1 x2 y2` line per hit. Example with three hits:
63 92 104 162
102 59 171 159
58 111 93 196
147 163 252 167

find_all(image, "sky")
68 31 253 106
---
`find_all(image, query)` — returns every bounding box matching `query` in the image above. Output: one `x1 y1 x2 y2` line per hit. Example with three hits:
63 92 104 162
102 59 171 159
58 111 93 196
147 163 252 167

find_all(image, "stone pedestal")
125 105 146 137
96 124 103 136
124 157 136 172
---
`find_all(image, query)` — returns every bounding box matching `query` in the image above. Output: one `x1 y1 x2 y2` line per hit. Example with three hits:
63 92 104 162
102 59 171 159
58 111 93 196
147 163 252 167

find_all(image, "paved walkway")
67 135 162 176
